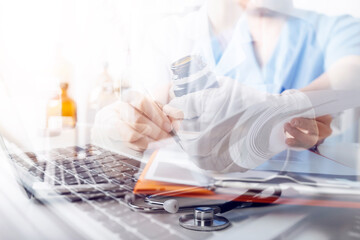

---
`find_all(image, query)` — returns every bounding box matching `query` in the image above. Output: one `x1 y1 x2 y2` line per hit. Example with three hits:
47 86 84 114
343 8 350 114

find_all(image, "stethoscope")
126 176 286 231
125 167 356 231
125 144 350 232
125 146 360 231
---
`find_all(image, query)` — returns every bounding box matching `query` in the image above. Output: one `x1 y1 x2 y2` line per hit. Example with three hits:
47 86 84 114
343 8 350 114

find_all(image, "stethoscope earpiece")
163 199 179 213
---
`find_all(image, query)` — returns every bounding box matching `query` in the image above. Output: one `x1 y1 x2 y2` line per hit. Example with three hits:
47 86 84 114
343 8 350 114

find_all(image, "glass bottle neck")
60 88 68 97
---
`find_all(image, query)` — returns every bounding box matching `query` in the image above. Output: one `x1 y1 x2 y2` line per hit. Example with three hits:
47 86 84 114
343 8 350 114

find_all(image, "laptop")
0 78 218 239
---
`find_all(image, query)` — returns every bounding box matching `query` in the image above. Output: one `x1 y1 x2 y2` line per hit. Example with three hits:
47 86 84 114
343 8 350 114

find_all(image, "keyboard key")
86 163 100 170
93 176 108 184
28 166 40 176
84 159 93 164
120 158 141 168
62 163 73 170
67 180 79 185
98 166 113 173
72 160 84 166
78 171 91 179
78 179 86 184
110 179 124 185
64 194 82 202
110 174 132 184
108 191 127 199
89 171 99 178
112 165 134 173
82 192 108 201
83 178 95 184
72 186 96 193
74 166 88 173
54 180 61 185
102 171 122 179
123 169 139 176
104 161 123 168
99 157 116 164
64 172 75 179
113 155 131 161
86 155 101 161
54 174 62 182
65 177 78 185
55 166 61 175
89 167 105 175
97 152 113 159
106 189 127 198
96 184 121 191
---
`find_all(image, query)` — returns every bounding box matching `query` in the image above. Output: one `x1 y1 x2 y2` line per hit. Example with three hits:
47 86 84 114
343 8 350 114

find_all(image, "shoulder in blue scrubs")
210 11 360 94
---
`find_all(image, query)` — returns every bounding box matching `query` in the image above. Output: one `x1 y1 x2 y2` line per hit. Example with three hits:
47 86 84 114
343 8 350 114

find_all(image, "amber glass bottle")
47 82 77 129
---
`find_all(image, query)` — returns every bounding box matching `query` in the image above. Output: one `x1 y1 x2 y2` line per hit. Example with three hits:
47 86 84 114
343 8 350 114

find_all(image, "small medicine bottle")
47 82 77 129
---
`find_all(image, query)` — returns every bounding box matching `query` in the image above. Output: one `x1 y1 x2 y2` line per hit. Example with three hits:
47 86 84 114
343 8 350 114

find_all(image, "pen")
144 89 185 151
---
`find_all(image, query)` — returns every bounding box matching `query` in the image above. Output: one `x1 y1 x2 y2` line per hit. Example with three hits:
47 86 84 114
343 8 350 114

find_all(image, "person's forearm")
301 55 360 92
300 72 331 92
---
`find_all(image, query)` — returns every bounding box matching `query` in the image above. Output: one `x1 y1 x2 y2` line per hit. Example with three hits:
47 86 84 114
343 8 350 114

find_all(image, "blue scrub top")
211 12 360 94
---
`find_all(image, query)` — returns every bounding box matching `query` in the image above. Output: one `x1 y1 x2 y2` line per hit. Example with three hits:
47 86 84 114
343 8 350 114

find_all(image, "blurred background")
0 0 359 142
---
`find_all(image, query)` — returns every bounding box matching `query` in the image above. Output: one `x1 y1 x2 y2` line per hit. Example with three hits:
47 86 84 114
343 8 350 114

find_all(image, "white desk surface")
1 139 360 240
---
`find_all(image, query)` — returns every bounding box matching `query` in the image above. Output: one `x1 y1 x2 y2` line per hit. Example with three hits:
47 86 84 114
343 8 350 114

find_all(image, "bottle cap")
171 55 206 79
60 82 69 90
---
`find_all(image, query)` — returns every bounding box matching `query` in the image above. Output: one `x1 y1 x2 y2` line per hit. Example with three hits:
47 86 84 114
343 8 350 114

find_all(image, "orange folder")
133 150 360 208
133 150 214 197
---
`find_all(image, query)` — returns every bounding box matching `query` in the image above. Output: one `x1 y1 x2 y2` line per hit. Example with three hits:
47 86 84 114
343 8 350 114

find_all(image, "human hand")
284 115 332 149
163 84 322 172
93 91 172 152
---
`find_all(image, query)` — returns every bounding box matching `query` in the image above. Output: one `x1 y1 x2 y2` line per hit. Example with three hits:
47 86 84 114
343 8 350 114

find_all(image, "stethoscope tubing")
127 184 282 213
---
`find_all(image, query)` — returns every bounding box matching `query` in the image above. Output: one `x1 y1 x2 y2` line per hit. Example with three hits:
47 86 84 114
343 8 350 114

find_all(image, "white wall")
294 0 360 17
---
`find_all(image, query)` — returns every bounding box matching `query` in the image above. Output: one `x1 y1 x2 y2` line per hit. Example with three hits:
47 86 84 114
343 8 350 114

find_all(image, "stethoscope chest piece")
179 207 230 231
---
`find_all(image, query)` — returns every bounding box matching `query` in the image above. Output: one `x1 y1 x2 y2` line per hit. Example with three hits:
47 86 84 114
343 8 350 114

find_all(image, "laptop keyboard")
9 144 208 240
11 144 141 199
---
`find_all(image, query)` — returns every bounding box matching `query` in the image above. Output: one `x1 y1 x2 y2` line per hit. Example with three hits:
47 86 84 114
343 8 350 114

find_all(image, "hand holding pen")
95 90 173 152
144 89 185 151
